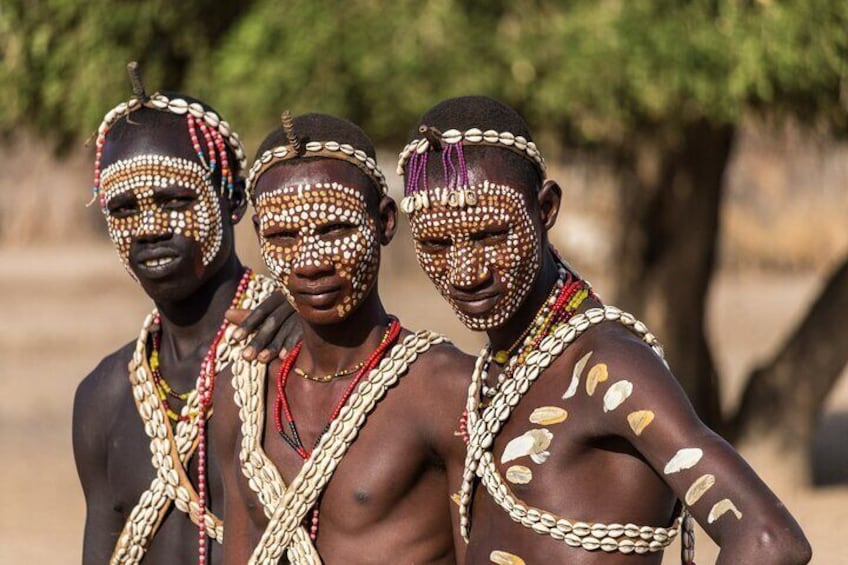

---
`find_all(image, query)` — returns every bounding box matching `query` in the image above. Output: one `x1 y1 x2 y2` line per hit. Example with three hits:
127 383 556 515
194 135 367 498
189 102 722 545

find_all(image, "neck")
155 252 245 360
486 246 560 354
298 287 392 376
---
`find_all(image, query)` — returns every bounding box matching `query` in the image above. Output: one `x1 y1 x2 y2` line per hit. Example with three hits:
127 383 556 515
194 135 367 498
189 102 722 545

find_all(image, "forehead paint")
100 154 223 275
409 181 541 330
255 182 379 319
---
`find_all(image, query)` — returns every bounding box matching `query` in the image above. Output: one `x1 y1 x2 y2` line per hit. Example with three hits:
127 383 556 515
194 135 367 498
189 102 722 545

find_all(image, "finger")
258 314 302 362
243 314 281 359
225 308 251 334
230 293 286 342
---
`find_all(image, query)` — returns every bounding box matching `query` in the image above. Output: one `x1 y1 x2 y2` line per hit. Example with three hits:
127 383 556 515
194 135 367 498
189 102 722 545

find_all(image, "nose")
134 209 172 243
291 236 335 280
447 241 491 291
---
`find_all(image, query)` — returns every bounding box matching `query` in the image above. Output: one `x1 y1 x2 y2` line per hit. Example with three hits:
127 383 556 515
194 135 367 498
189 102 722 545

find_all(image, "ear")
252 213 261 239
537 179 561 231
227 178 249 225
377 195 398 245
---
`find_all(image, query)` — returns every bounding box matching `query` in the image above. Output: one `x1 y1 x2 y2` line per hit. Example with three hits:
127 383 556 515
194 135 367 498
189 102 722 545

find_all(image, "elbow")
720 522 812 565
755 525 812 565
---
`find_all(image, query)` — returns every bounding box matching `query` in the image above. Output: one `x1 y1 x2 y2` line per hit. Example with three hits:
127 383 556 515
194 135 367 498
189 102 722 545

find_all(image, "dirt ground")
0 237 845 564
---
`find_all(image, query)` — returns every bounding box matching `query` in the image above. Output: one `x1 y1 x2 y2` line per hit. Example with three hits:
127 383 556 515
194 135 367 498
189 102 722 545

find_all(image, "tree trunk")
731 256 848 451
613 120 735 431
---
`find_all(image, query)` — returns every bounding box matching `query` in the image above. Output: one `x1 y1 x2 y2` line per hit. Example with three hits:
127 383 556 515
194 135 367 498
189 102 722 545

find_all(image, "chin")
295 305 348 326
454 305 509 332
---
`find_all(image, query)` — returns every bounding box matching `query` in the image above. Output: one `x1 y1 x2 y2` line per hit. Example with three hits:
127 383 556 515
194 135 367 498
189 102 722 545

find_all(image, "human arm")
423 344 475 565
72 360 127 564
226 289 301 362
587 327 812 564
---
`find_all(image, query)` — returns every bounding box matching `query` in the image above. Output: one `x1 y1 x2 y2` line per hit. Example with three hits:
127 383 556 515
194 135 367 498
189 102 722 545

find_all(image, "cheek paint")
255 182 379 319
101 155 223 276
409 182 541 330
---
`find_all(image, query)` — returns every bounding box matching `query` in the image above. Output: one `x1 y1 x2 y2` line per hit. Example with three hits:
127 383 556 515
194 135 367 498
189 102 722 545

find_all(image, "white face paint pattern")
100 154 223 275
255 182 379 319
408 181 542 330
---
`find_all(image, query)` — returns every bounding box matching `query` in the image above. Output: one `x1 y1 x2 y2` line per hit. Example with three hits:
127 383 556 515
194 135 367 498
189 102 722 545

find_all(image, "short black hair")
410 95 543 189
254 113 379 195
256 113 376 160
105 92 243 177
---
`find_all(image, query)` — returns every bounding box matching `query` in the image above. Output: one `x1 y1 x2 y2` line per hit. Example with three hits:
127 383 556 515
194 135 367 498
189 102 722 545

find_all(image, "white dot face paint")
255 182 379 321
100 155 223 276
408 181 542 330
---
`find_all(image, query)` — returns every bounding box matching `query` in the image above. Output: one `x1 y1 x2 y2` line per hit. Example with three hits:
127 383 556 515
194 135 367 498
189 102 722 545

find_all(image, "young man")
72 64 296 564
214 113 472 564
397 96 812 564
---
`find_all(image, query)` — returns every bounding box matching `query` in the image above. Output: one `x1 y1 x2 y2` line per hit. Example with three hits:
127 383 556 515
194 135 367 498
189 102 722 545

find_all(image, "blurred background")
1 0 846 562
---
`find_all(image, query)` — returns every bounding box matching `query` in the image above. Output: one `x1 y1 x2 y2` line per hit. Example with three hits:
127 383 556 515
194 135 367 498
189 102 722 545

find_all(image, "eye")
263 228 298 244
471 227 510 245
107 198 138 218
161 195 195 210
418 237 451 253
316 222 356 237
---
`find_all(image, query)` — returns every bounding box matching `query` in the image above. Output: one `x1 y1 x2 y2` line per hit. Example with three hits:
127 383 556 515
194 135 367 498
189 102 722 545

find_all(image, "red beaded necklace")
150 267 252 565
273 316 402 539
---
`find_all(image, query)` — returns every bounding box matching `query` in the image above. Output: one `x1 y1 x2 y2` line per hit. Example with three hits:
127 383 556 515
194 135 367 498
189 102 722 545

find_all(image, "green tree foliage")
2 1 845 146
2 0 846 451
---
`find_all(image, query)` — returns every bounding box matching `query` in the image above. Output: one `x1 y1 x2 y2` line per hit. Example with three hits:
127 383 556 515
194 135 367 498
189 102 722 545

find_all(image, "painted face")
409 181 541 330
255 181 379 321
100 154 223 277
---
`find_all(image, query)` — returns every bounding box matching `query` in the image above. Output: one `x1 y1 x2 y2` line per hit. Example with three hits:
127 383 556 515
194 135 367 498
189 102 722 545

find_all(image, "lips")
449 291 501 315
290 283 343 309
132 247 182 278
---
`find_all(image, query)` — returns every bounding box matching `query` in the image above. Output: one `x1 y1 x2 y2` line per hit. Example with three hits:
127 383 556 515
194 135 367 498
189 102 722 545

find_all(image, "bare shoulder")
73 341 136 472
412 339 475 394
575 319 681 390
74 341 135 427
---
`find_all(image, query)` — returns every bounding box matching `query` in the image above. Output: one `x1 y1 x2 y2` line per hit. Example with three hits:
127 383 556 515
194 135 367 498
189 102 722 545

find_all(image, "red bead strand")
273 317 402 540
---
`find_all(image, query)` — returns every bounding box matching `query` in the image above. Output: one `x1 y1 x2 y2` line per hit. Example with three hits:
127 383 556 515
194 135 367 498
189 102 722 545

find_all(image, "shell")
585 362 608 396
505 465 533 484
663 448 703 475
627 410 655 436
603 380 633 412
529 406 568 425
685 474 716 506
500 428 553 464
490 550 526 565
563 350 593 399
707 498 742 524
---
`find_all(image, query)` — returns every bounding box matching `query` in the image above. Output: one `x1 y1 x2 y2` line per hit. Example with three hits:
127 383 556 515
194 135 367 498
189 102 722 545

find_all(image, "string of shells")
460 306 691 555
110 274 276 564
231 355 318 565
396 128 546 176
96 93 247 175
245 141 389 198
238 330 446 565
